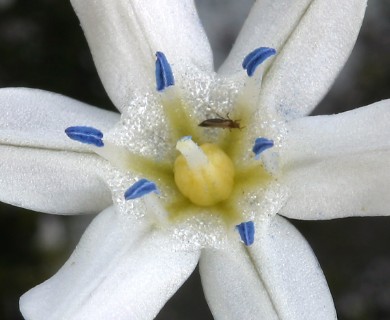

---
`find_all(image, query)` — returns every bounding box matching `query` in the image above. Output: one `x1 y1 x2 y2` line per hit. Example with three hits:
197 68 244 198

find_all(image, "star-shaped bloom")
0 0 388 319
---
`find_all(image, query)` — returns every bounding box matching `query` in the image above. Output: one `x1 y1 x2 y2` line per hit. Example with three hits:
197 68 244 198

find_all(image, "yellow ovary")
174 143 235 206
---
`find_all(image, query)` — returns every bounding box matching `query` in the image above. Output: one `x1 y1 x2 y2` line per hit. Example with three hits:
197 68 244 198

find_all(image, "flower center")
65 48 278 246
174 138 235 206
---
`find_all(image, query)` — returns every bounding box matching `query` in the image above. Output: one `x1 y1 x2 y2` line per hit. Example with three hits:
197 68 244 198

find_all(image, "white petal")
21 206 200 320
250 216 336 319
0 87 119 151
281 99 390 164
280 100 390 219
200 240 279 320
200 216 335 320
70 0 213 111
220 0 367 119
280 151 390 220
0 145 111 214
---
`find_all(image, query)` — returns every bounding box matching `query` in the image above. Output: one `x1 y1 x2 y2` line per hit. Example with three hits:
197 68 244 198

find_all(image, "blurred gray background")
0 0 389 319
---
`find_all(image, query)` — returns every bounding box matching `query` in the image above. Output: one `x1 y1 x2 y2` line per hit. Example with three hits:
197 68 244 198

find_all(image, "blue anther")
252 137 274 159
242 47 276 77
124 179 159 200
65 126 104 147
155 51 175 91
236 221 255 246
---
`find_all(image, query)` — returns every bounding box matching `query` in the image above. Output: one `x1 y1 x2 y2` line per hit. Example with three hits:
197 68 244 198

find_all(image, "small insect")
198 113 241 130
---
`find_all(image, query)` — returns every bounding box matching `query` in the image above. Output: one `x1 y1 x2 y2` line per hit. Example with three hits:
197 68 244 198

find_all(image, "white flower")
0 0 388 319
